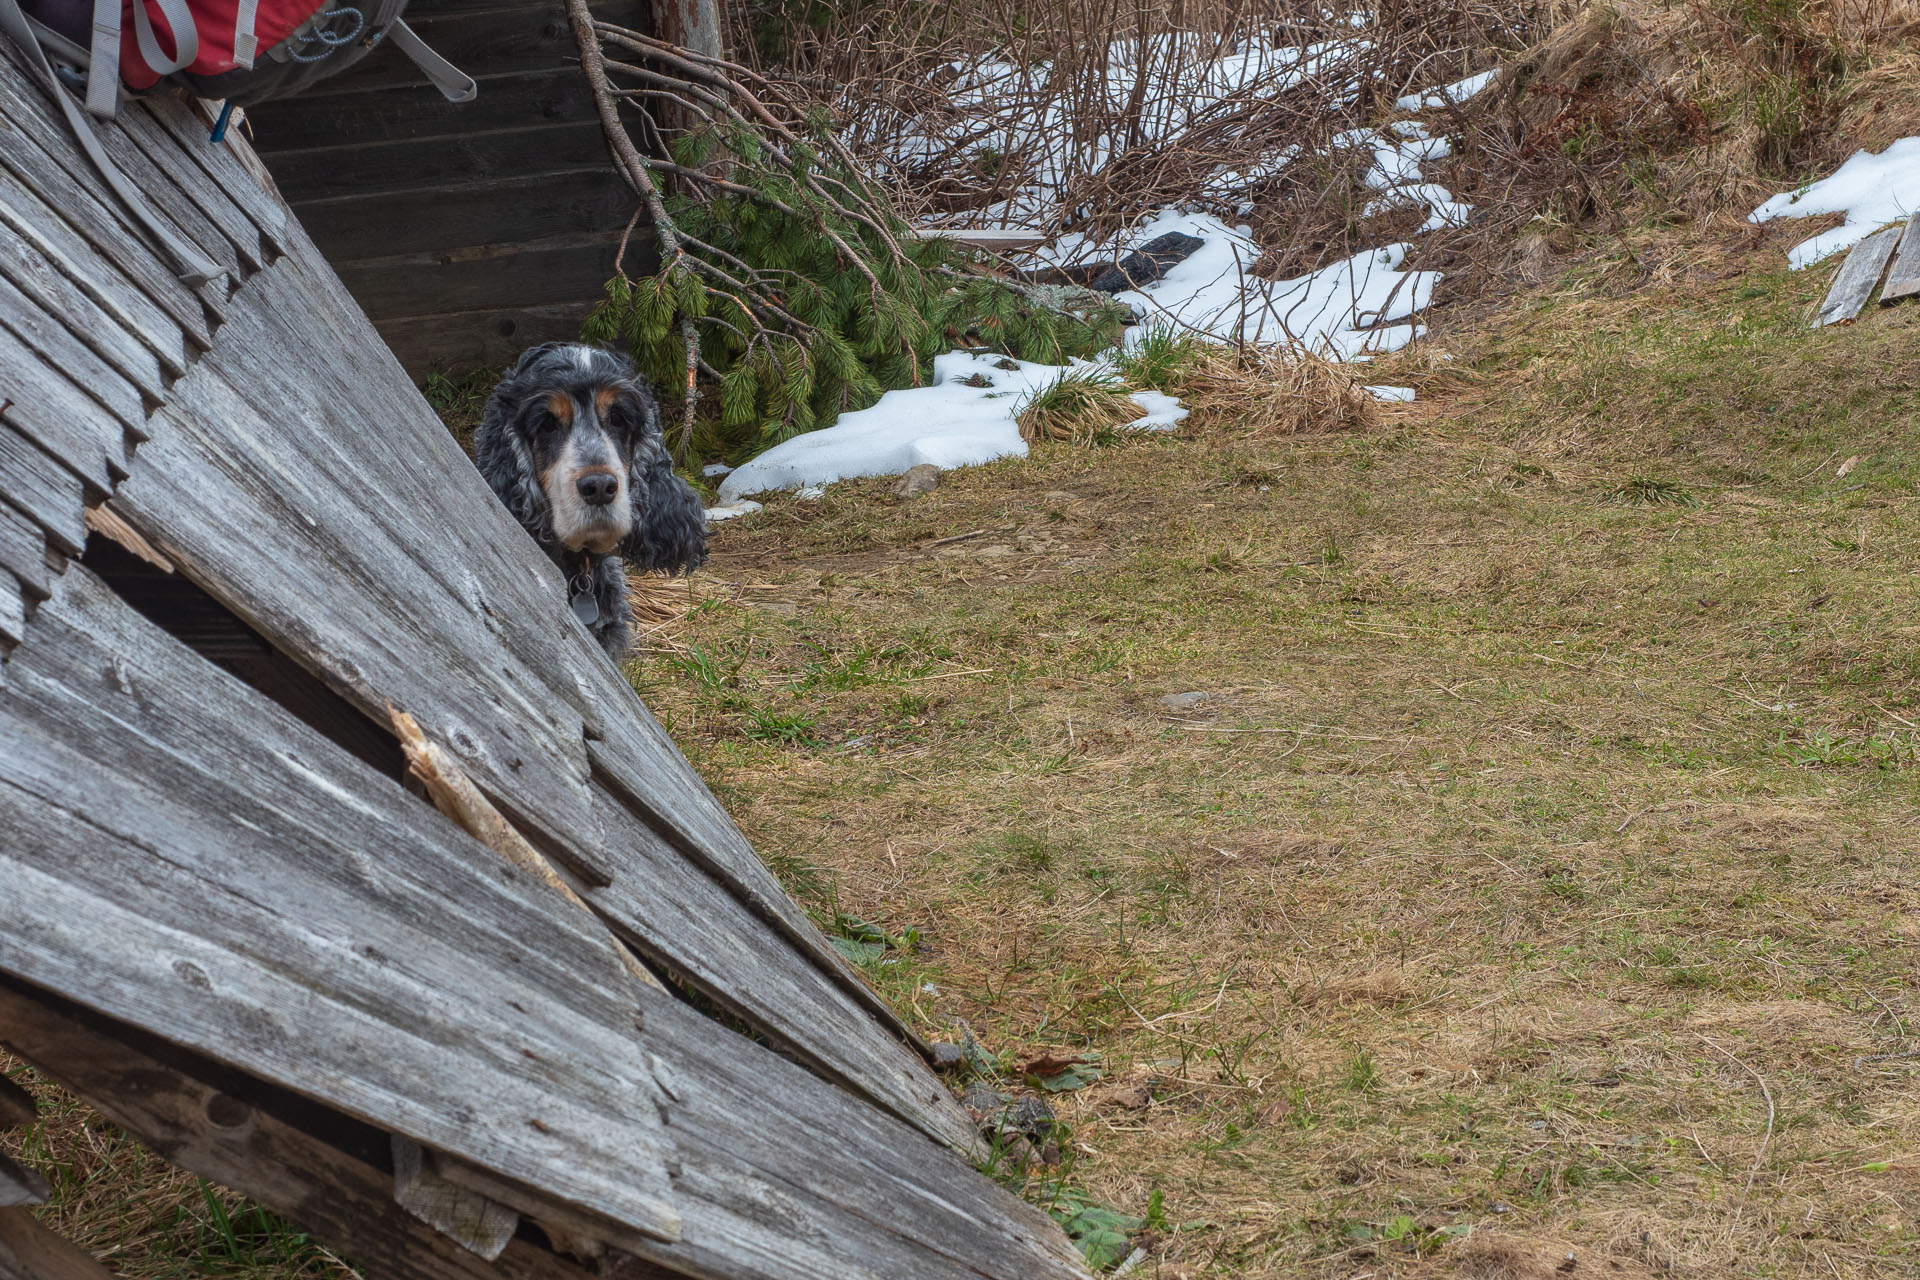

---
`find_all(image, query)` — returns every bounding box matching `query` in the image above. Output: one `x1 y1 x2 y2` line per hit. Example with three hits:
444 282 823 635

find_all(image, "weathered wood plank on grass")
0 1074 34 1128
0 567 1087 1280
0 568 681 1244
0 1153 47 1208
0 1206 113 1279
0 983 596 1280
1879 212 1920 306
1814 225 1900 326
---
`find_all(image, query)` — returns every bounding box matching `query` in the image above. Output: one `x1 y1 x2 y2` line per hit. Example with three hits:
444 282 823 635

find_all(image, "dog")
472 343 707 659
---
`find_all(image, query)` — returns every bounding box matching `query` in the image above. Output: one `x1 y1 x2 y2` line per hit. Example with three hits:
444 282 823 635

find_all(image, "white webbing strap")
86 0 198 116
387 19 473 102
129 0 196 76
83 0 118 114
232 0 258 67
0 0 222 286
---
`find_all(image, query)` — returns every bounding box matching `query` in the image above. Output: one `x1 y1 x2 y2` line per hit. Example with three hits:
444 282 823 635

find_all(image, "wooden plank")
0 43 229 332
0 1073 34 1128
0 570 1086 1280
111 250 613 874
0 1154 48 1208
0 91 211 357
0 168 189 384
910 228 1050 251
373 301 605 376
1879 212 1920 306
110 104 267 275
305 2 643 97
0 982 597 1280
0 325 124 496
251 68 603 152
334 231 625 314
0 567 682 1242
140 100 288 257
583 789 980 1155
268 123 616 203
0 572 26 649
392 1137 520 1260
1814 224 1900 327
0 421 89 556
0 1207 113 1280
0 220 160 424
295 168 638 259
0 502 54 603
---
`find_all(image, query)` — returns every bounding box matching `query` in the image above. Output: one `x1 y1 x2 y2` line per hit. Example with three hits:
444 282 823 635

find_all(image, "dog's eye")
531 411 563 436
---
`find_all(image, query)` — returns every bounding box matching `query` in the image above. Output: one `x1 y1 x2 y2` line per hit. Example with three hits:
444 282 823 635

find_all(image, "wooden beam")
0 1153 48 1207
0 979 598 1280
1879 212 1920 306
909 228 1049 253
0 1208 113 1280
0 1074 34 1128
1814 224 1900 327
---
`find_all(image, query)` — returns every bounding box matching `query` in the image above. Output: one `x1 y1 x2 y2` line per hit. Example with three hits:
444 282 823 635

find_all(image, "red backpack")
0 0 472 283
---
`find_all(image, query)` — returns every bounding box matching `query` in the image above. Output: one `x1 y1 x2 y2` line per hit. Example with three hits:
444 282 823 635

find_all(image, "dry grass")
619 226 1920 1276
1018 368 1148 445
1175 345 1381 437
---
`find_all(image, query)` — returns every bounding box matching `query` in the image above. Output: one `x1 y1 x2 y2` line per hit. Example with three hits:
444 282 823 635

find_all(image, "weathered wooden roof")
0 40 1088 1280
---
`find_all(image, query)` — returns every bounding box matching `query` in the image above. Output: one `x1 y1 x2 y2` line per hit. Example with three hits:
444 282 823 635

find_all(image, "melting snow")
1750 137 1920 269
717 352 1183 504
713 52 1495 506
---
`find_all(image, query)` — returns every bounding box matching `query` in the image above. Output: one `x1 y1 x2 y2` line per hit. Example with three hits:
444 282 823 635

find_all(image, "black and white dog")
473 343 707 659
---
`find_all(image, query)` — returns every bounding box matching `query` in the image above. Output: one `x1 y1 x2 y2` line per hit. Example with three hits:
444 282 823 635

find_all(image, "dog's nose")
576 473 619 506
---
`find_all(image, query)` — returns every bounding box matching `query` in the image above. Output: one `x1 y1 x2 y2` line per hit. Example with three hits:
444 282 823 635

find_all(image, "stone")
1088 232 1207 293
1159 691 1211 711
891 464 942 501
928 1042 967 1073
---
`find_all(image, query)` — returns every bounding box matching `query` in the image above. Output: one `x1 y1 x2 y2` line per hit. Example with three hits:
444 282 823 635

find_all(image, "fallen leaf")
1837 455 1861 478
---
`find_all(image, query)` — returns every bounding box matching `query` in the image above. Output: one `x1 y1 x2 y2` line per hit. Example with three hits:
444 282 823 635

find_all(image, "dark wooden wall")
245 0 652 377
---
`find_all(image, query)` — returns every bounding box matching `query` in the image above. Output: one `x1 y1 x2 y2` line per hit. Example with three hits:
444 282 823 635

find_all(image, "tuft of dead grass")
1175 344 1381 437
625 570 703 650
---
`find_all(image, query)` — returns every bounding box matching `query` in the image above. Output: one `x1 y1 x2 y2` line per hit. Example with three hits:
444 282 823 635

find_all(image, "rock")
891 464 942 501
928 1042 968 1073
1041 490 1080 503
1088 232 1206 293
1159 691 1211 711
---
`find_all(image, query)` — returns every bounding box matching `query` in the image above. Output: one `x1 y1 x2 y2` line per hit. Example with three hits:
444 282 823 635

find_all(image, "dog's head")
473 343 707 573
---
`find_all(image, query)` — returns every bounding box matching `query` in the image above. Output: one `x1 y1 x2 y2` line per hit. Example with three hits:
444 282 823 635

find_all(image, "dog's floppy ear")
472 356 554 542
622 396 708 575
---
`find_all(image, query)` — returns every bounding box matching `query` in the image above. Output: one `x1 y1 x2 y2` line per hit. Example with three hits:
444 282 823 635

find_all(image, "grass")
14 210 1920 1279
611 222 1920 1277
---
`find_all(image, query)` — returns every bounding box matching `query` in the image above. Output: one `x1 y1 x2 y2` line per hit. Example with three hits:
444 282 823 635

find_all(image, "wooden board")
0 567 682 1244
370 301 607 375
0 569 1087 1280
0 982 600 1280
267 122 615 204
0 1073 33 1128
252 69 602 150
0 1207 113 1280
333 231 626 314
1879 212 1920 306
305 3 639 97
295 168 636 261
1814 224 1900 326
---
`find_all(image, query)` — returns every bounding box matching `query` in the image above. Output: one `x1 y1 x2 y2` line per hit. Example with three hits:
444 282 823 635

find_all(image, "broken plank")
1880 212 1920 306
1814 224 1900 326
0 568 681 1245
0 1206 112 1280
909 227 1049 252
0 1153 47 1208
0 1073 34 1127
0 980 596 1280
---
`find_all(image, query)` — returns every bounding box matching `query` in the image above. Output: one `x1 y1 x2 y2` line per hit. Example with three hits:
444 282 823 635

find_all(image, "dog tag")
570 590 600 627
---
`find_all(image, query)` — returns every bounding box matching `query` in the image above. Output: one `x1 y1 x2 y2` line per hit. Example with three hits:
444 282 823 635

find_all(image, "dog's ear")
472 360 553 542
623 433 708 575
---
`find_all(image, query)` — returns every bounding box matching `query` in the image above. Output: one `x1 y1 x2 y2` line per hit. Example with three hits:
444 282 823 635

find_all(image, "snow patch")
1750 138 1920 268
1364 384 1415 403
1394 68 1497 111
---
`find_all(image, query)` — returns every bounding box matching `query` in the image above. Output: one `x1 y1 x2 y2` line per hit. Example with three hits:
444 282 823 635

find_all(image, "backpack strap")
232 0 259 67
0 0 222 286
88 0 198 115
386 19 473 102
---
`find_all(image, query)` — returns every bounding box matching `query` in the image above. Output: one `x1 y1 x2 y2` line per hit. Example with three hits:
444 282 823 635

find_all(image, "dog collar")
568 552 600 627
